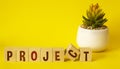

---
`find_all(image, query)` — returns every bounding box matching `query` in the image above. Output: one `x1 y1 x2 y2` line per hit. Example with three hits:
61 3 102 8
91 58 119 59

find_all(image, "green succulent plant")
82 3 108 29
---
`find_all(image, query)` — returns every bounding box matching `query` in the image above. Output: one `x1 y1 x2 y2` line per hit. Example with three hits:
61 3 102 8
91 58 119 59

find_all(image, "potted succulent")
76 3 109 52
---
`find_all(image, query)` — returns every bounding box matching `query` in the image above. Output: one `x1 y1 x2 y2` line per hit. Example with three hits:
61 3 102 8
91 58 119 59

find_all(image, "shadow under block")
16 48 29 62
29 48 40 62
41 48 52 62
5 48 17 62
53 48 64 62
80 48 92 62
65 44 80 61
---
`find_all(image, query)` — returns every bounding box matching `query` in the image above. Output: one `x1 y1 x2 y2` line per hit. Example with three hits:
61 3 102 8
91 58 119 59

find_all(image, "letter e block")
53 48 64 62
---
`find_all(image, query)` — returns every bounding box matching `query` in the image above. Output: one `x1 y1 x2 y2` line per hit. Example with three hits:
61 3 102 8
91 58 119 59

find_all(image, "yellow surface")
0 0 120 69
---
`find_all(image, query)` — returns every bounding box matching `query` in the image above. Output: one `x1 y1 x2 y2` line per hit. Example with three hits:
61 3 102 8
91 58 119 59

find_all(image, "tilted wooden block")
4 48 17 62
29 48 41 62
41 48 52 62
53 48 64 62
80 48 92 62
65 44 80 61
16 48 29 62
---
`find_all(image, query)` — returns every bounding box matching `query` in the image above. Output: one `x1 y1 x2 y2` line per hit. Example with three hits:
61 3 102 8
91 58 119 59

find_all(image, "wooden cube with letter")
41 48 52 62
80 48 92 62
5 48 17 62
16 48 29 62
53 48 64 62
29 48 41 62
65 44 80 61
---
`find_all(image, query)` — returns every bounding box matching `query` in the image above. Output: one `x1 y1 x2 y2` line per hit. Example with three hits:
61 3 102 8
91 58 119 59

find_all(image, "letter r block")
16 48 28 62
65 44 80 61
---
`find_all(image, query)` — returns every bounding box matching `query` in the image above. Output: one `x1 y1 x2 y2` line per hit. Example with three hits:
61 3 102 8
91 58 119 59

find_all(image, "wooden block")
65 44 80 61
53 48 64 62
41 48 52 62
16 48 28 62
4 48 16 62
80 48 92 62
29 48 40 62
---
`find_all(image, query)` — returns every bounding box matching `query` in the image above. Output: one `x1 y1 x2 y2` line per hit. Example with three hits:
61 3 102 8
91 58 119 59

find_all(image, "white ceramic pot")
76 26 109 52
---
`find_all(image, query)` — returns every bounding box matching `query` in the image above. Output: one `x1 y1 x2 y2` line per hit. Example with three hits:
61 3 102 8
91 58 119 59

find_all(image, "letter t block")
80 48 92 62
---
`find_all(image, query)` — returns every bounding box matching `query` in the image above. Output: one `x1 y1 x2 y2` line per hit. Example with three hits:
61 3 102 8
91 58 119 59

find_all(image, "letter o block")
29 48 40 62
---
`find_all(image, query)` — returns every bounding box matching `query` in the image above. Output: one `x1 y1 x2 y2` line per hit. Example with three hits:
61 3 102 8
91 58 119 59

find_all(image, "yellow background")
0 0 120 69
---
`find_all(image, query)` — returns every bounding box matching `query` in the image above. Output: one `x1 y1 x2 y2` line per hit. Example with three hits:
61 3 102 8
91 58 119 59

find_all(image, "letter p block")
5 48 16 62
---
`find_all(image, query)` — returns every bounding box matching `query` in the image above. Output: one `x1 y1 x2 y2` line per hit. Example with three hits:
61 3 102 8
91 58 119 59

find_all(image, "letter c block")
65 44 80 61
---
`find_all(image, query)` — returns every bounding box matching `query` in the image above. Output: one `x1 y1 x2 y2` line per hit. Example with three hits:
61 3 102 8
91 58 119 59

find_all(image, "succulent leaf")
82 3 108 29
